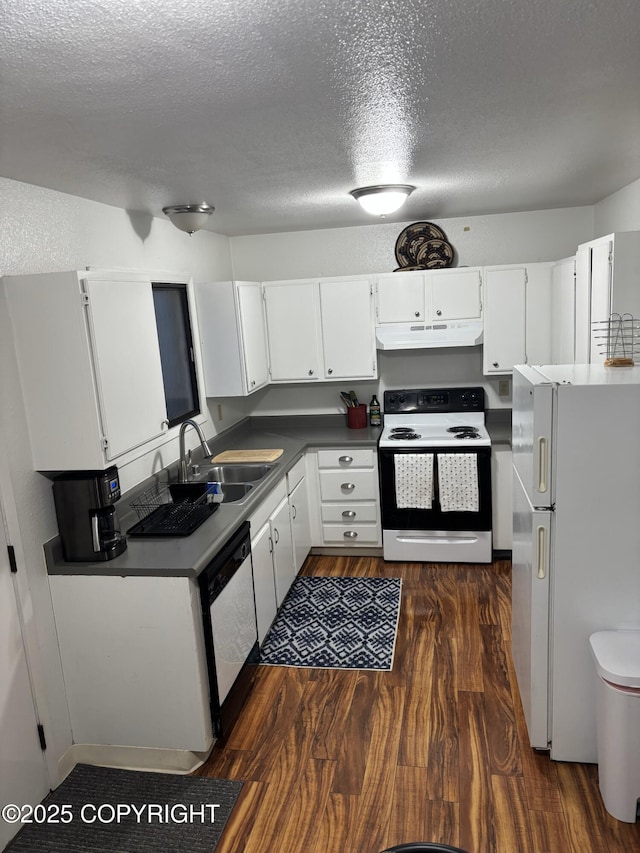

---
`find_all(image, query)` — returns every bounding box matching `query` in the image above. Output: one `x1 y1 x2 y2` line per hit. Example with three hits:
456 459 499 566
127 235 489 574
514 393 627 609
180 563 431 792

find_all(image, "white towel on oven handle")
437 453 479 512
394 453 434 509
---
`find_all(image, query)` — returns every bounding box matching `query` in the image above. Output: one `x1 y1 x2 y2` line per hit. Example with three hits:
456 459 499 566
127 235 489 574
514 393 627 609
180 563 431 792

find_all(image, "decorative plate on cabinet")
415 238 454 268
395 221 447 267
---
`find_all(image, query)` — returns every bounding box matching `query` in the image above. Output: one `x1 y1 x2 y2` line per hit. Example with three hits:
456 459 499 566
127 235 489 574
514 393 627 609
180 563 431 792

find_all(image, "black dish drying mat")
5 764 242 853
126 501 218 536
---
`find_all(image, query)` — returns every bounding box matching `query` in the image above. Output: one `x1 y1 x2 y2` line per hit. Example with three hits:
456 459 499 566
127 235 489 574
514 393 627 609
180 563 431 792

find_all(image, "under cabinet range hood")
375 320 484 351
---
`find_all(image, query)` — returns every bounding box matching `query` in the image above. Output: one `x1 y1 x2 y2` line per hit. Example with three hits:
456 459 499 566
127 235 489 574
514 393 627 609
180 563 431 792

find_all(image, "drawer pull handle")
341 483 355 491
338 455 353 464
342 510 356 518
343 531 358 539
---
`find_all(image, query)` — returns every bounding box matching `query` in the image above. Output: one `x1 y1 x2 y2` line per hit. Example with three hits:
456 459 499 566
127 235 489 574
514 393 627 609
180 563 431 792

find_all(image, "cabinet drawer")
321 503 378 523
321 523 380 544
317 448 375 469
319 470 378 501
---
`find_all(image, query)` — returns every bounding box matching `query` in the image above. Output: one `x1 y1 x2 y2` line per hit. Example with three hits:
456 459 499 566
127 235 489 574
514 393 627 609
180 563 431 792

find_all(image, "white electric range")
378 387 493 563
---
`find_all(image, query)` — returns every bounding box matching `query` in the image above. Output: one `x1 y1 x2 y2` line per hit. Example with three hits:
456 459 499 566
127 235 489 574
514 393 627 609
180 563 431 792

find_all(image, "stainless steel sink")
193 463 273 483
169 481 254 504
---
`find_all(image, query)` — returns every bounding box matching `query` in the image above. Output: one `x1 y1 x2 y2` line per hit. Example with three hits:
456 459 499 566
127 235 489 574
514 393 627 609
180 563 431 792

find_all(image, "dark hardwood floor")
196 555 640 852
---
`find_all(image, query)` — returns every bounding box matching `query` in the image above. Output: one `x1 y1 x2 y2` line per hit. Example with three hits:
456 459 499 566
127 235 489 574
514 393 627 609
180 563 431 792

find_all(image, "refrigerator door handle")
537 437 548 493
536 525 547 579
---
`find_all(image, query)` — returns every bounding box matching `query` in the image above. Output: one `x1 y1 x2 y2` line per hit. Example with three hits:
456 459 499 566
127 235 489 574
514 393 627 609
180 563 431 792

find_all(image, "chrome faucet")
178 419 212 483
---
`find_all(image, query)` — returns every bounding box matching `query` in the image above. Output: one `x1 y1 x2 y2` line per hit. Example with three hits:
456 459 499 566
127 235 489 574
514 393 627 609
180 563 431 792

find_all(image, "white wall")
0 177 237 780
594 176 640 236
230 206 594 281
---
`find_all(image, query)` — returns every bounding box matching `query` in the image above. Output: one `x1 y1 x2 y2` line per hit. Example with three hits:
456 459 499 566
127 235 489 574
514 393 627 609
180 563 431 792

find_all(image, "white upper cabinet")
197 280 269 396
482 263 552 374
550 257 576 364
4 270 173 470
376 272 425 323
264 280 323 381
264 277 377 383
575 232 640 364
319 278 377 380
427 268 482 321
376 268 482 324
483 266 527 374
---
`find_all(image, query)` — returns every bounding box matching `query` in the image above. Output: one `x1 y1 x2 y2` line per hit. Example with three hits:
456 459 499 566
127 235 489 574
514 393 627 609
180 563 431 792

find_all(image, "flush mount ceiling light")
162 203 215 235
349 184 416 216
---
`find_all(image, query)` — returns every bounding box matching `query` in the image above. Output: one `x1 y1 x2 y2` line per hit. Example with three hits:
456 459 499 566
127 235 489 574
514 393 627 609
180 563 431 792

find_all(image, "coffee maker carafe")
53 467 127 562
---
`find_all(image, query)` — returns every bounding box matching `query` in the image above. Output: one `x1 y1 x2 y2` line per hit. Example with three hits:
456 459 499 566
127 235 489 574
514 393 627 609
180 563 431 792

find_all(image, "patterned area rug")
260 576 402 670
5 764 242 853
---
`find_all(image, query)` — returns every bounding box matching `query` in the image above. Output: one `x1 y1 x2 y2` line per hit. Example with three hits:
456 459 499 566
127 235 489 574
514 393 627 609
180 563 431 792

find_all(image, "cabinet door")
251 522 278 644
84 278 167 459
589 240 613 363
428 268 482 321
320 278 376 380
376 272 425 323
574 246 592 363
264 282 322 381
483 268 526 374
271 497 297 606
550 258 575 363
236 282 269 392
289 477 311 572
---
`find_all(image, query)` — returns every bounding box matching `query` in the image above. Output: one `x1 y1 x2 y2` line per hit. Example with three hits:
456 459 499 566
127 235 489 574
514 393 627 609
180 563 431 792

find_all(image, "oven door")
378 445 492 562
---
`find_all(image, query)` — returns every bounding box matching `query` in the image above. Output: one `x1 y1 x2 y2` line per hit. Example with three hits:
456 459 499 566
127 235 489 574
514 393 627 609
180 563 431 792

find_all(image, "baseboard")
310 546 384 557
492 549 512 560
57 740 215 783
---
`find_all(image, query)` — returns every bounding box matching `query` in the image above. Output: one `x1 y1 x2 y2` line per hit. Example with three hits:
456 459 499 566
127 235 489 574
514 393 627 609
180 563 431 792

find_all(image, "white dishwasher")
199 521 259 739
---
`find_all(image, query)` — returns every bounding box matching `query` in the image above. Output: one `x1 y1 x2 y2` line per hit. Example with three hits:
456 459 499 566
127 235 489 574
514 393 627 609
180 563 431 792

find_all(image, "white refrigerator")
512 363 640 763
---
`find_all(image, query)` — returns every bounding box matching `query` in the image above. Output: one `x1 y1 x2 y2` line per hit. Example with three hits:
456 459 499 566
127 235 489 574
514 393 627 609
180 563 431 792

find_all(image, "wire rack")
127 483 218 537
591 313 640 366
130 483 173 519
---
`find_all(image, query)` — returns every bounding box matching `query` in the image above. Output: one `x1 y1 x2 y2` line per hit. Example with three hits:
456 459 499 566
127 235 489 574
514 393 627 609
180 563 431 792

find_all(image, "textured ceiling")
2 0 640 236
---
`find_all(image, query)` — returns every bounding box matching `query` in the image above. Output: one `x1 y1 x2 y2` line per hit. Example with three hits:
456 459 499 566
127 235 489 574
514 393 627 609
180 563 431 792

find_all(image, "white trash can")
589 630 640 823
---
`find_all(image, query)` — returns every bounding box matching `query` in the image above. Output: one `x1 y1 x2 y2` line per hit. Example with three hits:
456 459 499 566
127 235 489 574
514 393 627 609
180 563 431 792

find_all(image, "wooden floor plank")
193 555 640 853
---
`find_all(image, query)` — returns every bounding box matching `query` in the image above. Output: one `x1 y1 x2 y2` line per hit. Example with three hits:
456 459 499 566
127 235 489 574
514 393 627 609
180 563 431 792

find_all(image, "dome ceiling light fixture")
349 184 416 216
162 203 215 235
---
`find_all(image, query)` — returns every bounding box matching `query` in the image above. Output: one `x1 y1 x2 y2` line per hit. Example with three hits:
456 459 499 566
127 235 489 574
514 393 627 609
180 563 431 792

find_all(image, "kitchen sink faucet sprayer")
178 419 212 483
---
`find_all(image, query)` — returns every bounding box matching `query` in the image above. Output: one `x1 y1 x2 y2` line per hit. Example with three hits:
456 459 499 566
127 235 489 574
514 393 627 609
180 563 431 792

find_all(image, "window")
152 283 200 427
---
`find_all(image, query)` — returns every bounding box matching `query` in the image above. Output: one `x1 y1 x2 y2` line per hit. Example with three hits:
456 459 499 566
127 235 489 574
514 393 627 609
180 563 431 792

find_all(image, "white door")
264 282 322 381
270 497 297 606
250 523 278 644
483 267 526 374
0 513 49 850
84 278 167 459
589 240 613 363
511 467 551 750
429 268 482 321
320 279 376 380
376 272 425 323
237 283 269 393
289 478 311 572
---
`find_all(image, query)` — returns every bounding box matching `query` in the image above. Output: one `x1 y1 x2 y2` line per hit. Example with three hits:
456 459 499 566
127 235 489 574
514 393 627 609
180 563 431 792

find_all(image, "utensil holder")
347 404 367 429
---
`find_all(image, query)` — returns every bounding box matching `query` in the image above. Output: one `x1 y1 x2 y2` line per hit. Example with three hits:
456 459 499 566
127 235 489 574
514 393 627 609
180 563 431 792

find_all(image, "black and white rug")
260 576 402 670
5 764 242 853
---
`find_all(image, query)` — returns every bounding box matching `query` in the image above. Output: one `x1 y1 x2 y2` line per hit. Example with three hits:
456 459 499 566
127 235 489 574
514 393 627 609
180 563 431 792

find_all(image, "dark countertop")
45 410 512 579
45 415 382 579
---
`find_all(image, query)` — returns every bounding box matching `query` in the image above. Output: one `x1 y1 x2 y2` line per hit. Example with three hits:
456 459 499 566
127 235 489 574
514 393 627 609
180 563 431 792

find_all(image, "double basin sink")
168 463 273 505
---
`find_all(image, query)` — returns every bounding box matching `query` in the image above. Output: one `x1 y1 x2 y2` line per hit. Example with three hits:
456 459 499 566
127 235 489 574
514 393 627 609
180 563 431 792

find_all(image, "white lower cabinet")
271 496 297 605
249 478 298 643
309 448 381 547
288 459 311 572
492 445 513 550
250 522 279 645
50 575 212 755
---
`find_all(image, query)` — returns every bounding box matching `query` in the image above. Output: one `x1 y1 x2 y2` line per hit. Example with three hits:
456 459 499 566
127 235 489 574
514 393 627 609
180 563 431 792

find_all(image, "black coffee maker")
53 467 127 562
